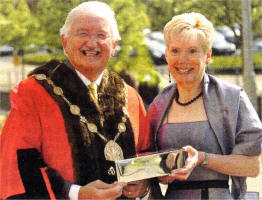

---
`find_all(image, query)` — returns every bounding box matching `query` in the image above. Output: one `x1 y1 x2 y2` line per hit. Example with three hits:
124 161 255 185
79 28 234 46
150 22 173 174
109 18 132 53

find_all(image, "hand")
78 180 126 200
122 180 149 199
158 146 199 184
166 152 177 169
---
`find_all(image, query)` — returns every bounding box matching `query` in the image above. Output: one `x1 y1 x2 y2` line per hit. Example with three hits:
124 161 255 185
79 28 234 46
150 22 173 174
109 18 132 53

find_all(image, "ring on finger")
128 192 132 195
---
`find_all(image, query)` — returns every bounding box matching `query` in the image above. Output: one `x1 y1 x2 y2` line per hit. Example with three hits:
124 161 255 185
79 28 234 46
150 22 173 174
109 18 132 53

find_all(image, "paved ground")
0 57 262 198
0 56 35 93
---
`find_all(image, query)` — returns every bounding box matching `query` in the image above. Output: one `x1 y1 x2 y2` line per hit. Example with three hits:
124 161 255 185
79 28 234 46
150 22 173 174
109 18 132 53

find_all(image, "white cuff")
69 184 81 200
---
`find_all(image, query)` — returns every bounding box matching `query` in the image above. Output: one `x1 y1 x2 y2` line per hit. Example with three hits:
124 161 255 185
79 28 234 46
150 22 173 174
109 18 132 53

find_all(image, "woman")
148 12 262 199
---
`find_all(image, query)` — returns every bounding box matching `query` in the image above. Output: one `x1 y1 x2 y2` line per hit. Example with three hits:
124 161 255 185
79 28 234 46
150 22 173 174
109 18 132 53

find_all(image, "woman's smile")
175 67 193 73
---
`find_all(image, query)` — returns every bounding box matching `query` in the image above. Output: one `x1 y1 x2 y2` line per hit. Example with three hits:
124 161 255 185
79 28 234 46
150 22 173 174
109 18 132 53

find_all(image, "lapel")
153 74 227 154
154 85 176 151
202 74 226 154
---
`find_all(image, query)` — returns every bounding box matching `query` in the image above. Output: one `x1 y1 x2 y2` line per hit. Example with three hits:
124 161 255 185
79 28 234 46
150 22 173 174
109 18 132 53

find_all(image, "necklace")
35 73 127 162
175 88 203 106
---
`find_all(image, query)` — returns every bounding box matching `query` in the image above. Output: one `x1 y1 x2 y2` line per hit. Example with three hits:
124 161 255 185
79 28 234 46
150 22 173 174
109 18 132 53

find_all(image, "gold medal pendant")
104 140 124 161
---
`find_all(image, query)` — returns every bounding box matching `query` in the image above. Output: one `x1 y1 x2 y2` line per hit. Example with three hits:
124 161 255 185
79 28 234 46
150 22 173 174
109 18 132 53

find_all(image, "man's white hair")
60 1 121 41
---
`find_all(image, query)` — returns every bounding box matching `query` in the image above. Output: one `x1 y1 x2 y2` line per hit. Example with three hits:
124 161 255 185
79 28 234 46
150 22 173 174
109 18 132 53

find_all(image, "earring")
168 70 171 83
206 58 210 64
206 59 210 73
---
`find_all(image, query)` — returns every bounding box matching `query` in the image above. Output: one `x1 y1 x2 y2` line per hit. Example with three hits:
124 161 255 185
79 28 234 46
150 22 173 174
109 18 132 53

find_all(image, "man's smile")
81 47 101 56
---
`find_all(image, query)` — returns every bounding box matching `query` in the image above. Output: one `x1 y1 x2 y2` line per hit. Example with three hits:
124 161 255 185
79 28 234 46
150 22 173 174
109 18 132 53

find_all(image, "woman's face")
165 36 211 87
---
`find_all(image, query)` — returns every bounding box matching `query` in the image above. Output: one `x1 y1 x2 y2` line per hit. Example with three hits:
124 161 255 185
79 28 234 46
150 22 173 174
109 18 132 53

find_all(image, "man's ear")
111 40 119 57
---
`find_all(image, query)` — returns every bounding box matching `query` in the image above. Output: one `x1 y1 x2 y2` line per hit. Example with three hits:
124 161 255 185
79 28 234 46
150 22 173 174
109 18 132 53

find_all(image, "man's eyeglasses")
72 30 110 40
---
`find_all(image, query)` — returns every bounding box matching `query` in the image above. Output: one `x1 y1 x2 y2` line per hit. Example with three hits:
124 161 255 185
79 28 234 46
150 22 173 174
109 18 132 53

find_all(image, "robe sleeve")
0 79 43 198
232 89 262 156
230 91 262 199
127 86 153 154
0 78 69 199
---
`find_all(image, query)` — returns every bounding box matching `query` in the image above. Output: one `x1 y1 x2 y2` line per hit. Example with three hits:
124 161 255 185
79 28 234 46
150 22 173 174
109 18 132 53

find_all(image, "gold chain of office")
34 73 128 162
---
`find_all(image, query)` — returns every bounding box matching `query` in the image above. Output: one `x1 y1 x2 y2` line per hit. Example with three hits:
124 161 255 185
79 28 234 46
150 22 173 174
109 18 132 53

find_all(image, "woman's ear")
165 47 169 58
208 49 212 57
206 49 212 64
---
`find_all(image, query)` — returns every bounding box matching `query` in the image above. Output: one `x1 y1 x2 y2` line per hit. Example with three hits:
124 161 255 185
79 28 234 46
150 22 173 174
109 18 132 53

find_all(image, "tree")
144 0 261 47
25 0 40 15
0 0 39 51
251 0 262 39
36 0 160 85
143 0 177 31
36 0 74 49
104 0 160 85
242 0 257 109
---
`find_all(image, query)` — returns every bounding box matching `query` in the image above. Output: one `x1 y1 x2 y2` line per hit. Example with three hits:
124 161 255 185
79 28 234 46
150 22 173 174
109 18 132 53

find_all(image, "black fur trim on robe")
29 59 137 186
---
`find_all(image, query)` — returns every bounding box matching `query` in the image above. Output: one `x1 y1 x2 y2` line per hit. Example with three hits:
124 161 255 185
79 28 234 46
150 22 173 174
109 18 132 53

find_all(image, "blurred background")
0 0 261 197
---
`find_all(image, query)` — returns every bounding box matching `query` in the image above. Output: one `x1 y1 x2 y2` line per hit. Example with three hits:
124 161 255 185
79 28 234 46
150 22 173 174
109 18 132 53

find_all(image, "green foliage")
104 0 160 85
1 0 261 87
23 53 67 65
0 0 39 50
254 53 262 67
143 0 177 31
165 0 243 46
211 56 242 68
24 53 262 76
208 53 262 73
252 0 262 38
36 0 73 49
144 0 261 45
34 0 160 85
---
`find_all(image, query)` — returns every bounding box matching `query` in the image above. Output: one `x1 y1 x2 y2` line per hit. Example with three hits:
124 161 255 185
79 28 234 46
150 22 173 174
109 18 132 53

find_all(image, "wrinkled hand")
122 180 149 199
159 146 199 184
78 180 126 200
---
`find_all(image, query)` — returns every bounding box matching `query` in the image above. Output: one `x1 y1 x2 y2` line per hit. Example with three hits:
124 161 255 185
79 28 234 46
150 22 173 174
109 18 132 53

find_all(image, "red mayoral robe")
0 60 152 199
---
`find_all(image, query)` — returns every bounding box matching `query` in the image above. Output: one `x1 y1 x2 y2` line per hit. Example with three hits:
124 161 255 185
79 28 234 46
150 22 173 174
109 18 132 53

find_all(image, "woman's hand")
159 145 260 185
170 146 199 180
158 145 201 184
122 180 150 198
78 180 126 200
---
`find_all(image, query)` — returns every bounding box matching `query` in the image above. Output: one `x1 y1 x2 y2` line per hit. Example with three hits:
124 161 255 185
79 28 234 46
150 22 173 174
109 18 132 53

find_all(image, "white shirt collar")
75 69 104 87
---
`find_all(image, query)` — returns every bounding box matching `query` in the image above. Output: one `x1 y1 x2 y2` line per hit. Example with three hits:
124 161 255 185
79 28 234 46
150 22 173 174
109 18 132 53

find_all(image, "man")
0 1 154 199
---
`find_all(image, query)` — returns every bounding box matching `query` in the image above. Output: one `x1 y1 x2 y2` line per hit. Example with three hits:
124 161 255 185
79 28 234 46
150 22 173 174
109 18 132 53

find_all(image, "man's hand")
78 180 126 200
122 180 149 199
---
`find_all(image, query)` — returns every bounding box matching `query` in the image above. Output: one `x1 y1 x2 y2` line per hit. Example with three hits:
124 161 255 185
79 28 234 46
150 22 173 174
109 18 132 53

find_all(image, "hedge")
23 54 67 65
23 53 262 74
208 53 262 74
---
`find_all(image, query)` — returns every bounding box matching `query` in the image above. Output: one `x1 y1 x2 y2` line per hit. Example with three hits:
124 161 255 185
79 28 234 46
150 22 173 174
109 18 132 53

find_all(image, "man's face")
62 13 118 80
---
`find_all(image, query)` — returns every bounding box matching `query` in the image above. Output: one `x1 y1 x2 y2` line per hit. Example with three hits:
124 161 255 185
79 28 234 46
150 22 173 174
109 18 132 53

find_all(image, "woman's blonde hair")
164 12 214 53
